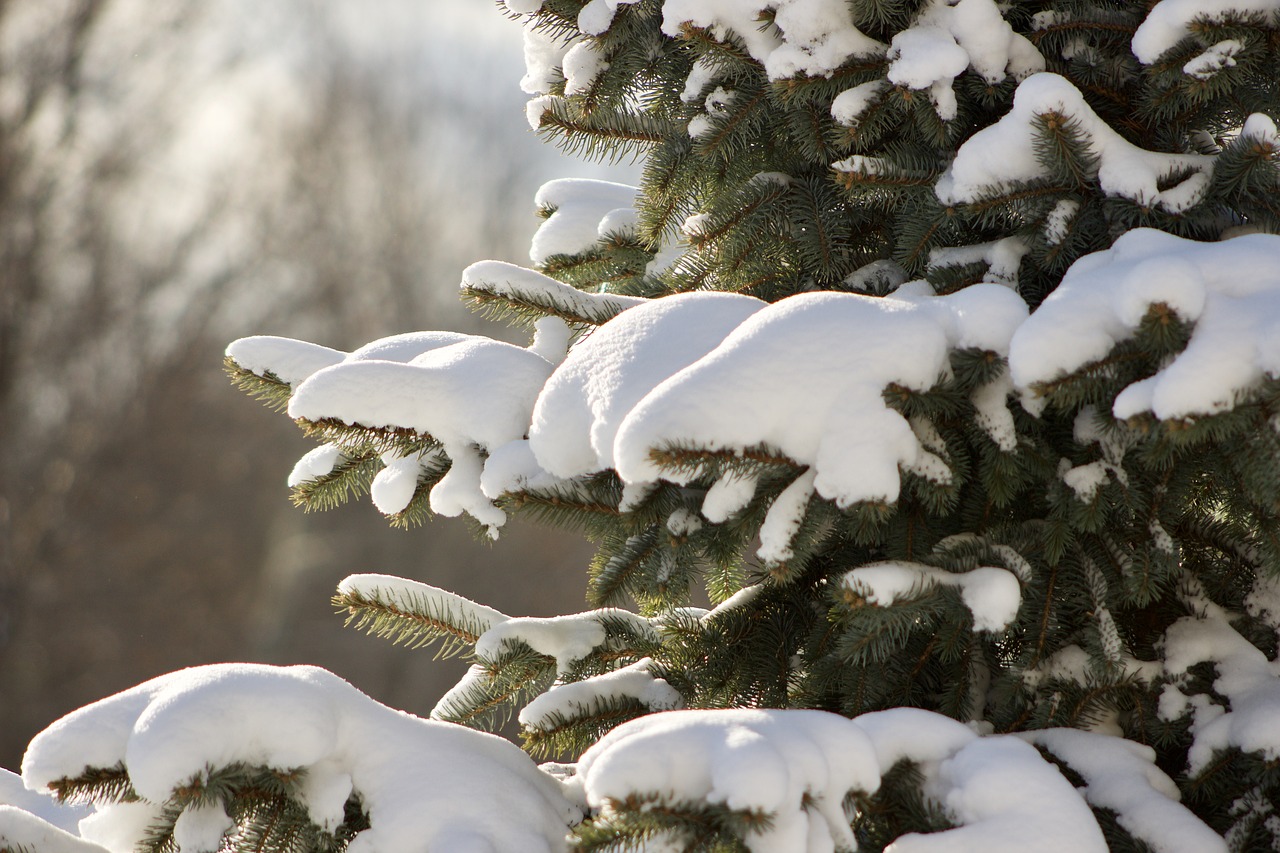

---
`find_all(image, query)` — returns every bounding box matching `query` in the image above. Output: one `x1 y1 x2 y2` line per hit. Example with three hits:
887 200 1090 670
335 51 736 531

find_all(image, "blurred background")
0 0 612 767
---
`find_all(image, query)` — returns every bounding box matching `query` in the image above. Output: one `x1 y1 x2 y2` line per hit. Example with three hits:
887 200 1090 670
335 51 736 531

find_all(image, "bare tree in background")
0 0 592 766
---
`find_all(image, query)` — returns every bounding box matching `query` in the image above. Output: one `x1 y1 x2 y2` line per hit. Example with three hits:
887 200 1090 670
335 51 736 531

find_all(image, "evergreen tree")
5 1 1280 851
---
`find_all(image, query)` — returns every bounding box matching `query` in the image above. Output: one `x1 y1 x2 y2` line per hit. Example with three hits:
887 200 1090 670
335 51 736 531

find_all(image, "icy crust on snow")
937 73 1213 214
886 0 1043 120
462 260 645 323
613 284 1029 508
1021 729 1227 853
661 0 885 81
531 179 640 266
519 658 683 730
530 291 766 478
1132 0 1280 64
1009 228 1280 419
841 561 1021 632
224 336 344 386
22 664 576 853
567 707 1116 853
338 573 509 636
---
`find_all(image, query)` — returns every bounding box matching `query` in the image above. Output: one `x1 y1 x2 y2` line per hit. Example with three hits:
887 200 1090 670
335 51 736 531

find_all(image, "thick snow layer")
22 664 575 853
568 708 880 852
577 0 643 36
842 561 1021 632
475 609 656 675
937 74 1212 213
614 285 1028 507
337 573 509 636
569 707 1117 852
887 0 1043 120
225 336 344 386
531 179 639 265
0 768 87 833
345 330 475 363
563 41 609 95
287 338 554 530
519 658 682 730
1023 729 1226 853
0 806 107 853
895 737 1106 852
530 291 765 477
462 260 645 323
757 468 816 563
1132 0 1280 64
661 0 885 81
1009 229 1280 419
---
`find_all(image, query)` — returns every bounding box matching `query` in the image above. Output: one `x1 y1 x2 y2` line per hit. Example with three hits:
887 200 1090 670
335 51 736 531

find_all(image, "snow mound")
0 806 107 853
568 708 880 852
613 285 1028 507
531 179 639 265
287 339 555 531
225 336 344 386
568 707 1119 852
530 291 766 478
476 609 656 676
1010 228 1280 419
22 664 576 853
1021 729 1226 853
937 73 1213 214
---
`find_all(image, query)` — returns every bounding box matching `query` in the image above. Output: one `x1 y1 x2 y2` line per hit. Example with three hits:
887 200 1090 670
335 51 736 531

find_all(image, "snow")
613 285 1027 508
937 74 1213 214
895 736 1105 852
173 803 234 853
1183 39 1243 79
22 664 576 853
224 335 344 386
370 451 428 515
841 561 1021 632
1159 613 1280 776
287 338 554 530
562 41 609 95
1022 729 1227 853
530 179 639 265
567 708 880 852
830 80 888 126
519 658 682 730
757 468 816 564
660 0 885 81
886 0 1043 120
0 806 107 853
1132 0 1280 64
287 442 343 488
1009 229 1280 420
461 260 645 323
529 291 765 478
1043 199 1079 246
701 468 759 522
475 609 656 676
337 574 509 636
520 23 573 95
567 707 1126 852
346 330 475 363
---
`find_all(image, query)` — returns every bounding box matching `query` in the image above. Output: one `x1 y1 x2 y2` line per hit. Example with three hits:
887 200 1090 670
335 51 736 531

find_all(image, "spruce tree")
5 1 1280 851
